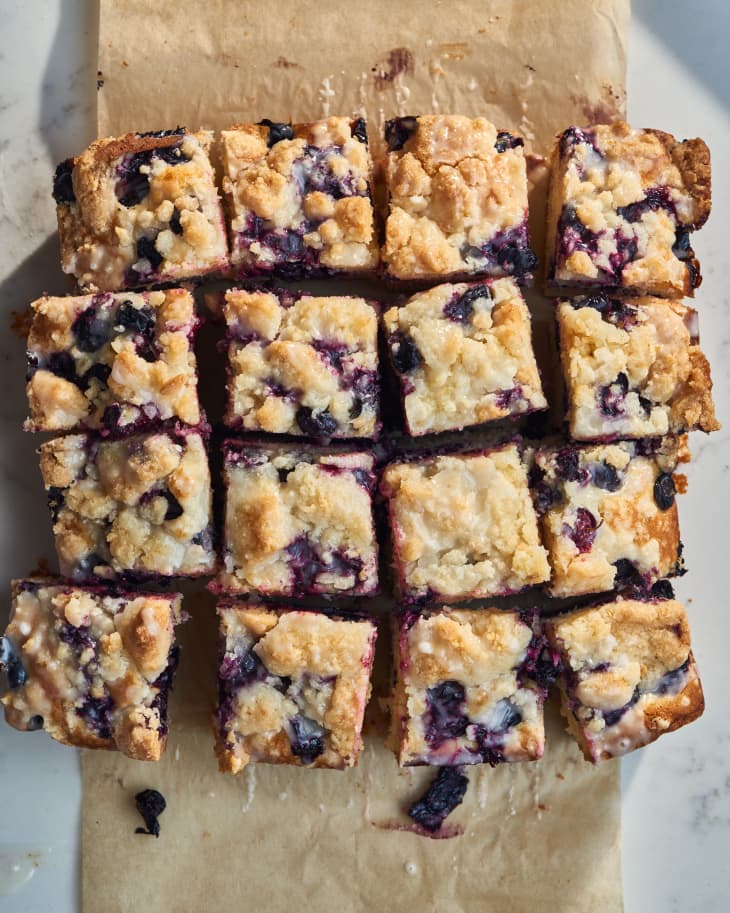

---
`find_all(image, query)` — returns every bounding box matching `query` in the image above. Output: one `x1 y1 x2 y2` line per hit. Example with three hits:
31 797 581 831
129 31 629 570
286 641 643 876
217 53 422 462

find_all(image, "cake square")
221 116 378 277
380 444 550 603
25 288 202 433
223 288 380 438
39 428 215 582
383 278 546 435
544 589 704 762
53 128 228 292
1 579 184 760
382 115 536 282
545 122 711 296
531 441 682 598
391 607 555 766
215 602 377 772
557 294 719 440
217 442 378 597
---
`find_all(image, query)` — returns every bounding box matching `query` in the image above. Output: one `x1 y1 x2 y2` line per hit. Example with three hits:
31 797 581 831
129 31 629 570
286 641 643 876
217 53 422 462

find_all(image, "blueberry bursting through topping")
672 229 700 288
494 131 524 153
654 473 676 511
565 507 598 554
295 406 338 437
259 119 294 146
590 461 622 492
161 490 184 521
408 766 469 833
391 334 423 374
288 714 326 764
385 116 418 151
351 118 368 144
443 284 491 323
134 788 166 837
599 372 629 417
52 159 76 203
116 302 155 335
72 306 109 353
518 634 562 692
424 680 469 748
0 636 27 689
136 236 163 272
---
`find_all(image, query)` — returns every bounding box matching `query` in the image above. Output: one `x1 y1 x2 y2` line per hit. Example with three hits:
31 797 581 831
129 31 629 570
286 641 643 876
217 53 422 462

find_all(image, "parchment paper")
84 3 629 912
96 0 628 156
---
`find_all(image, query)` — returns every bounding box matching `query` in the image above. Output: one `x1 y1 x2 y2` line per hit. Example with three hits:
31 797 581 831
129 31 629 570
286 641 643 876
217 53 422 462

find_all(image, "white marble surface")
0 1 728 910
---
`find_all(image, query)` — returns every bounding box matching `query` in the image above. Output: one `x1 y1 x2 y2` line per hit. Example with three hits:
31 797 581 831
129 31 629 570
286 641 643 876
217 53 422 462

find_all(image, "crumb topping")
25 288 200 431
381 445 550 600
221 117 378 274
224 288 380 437
535 442 680 598
383 115 532 281
55 130 228 292
39 431 215 580
219 446 378 596
384 278 546 434
546 596 703 762
558 296 719 439
1 580 183 760
216 604 376 771
393 608 544 766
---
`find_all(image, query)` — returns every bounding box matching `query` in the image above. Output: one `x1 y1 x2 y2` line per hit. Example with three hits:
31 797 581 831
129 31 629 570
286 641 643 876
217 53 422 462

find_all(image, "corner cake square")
544 589 704 762
53 128 228 291
545 122 711 296
1 578 184 760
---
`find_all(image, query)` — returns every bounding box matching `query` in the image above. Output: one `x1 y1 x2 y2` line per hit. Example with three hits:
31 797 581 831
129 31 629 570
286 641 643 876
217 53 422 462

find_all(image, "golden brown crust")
670 137 712 229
